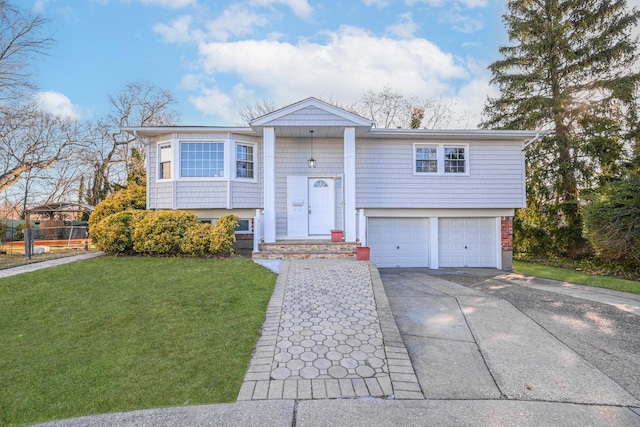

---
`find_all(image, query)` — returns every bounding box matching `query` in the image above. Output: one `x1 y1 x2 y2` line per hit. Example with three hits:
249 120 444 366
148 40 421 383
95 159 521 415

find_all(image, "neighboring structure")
124 97 540 270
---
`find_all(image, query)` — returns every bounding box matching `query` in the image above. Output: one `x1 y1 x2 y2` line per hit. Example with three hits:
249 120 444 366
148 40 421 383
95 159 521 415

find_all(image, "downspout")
522 132 542 151
133 130 155 210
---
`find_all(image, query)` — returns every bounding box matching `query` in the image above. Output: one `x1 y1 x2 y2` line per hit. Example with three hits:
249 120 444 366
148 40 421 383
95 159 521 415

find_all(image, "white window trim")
157 142 173 181
235 218 253 234
414 143 470 176
178 140 227 181
234 141 258 182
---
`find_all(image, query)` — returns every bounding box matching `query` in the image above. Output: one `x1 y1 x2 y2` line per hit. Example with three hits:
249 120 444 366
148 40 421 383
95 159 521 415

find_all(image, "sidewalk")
0 252 104 279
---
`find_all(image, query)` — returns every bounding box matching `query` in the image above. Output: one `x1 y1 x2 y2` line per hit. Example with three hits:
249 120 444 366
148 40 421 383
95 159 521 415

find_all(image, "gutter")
132 130 147 146
522 132 543 151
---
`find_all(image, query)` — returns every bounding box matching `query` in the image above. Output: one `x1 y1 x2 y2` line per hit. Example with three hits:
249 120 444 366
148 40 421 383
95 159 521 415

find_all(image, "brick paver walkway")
238 259 423 400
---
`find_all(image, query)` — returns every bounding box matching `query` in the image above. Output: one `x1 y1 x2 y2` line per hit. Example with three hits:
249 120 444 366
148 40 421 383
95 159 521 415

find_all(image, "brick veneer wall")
501 216 513 270
501 216 513 252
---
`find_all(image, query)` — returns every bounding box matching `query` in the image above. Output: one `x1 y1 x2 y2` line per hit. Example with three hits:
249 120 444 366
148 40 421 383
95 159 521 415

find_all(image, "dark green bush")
15 223 26 241
583 176 640 268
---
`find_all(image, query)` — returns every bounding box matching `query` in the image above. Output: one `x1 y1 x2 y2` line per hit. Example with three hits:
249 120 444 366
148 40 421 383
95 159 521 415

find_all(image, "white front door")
308 178 334 235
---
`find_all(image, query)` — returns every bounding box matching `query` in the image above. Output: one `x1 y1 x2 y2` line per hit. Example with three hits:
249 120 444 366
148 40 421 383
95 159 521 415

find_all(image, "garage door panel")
439 218 496 268
368 218 429 268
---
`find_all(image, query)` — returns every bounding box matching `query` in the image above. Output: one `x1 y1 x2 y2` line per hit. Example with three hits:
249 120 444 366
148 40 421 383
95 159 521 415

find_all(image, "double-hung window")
414 144 468 175
180 142 224 178
158 144 172 179
415 145 438 173
236 143 254 179
444 147 466 173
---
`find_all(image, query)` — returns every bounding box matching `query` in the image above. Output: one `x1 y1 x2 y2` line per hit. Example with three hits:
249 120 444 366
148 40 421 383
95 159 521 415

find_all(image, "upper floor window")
181 142 224 178
414 144 468 175
236 143 254 179
159 144 172 179
415 145 438 173
444 147 466 173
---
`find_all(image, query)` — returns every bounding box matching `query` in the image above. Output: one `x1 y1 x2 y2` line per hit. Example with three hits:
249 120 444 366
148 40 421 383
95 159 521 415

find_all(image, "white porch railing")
357 209 366 246
253 209 264 252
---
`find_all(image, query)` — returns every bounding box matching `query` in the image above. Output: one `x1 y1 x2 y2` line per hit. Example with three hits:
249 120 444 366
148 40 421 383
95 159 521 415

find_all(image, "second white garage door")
439 218 497 268
368 218 429 268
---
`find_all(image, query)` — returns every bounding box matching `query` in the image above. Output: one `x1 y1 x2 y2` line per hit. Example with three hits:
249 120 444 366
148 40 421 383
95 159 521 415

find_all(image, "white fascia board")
122 126 255 138
365 128 544 141
250 97 375 128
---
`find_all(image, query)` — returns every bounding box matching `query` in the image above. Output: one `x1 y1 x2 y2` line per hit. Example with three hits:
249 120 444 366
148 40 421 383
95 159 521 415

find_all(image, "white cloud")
189 86 236 120
386 12 419 39
439 10 483 33
154 6 270 43
34 91 82 120
190 26 471 122
249 0 313 18
137 0 197 8
206 4 270 41
154 15 199 43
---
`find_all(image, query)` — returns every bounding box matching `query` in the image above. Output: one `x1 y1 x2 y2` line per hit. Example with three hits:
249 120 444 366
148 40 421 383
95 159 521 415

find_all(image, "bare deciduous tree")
238 87 466 129
0 1 52 100
239 99 279 125
0 103 83 194
83 81 178 205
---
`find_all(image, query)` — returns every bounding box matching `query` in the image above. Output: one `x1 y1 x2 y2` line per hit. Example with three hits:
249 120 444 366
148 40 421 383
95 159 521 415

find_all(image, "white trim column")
263 127 276 242
429 217 439 269
344 127 356 242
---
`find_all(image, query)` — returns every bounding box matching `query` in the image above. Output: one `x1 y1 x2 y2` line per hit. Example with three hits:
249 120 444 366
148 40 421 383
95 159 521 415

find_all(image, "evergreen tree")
482 0 640 256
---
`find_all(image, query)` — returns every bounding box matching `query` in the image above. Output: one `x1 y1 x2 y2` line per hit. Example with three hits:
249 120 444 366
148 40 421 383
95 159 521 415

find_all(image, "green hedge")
91 209 239 258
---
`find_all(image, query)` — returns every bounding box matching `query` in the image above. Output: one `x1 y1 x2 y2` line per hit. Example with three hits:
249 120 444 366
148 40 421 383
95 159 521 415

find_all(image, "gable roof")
250 97 375 137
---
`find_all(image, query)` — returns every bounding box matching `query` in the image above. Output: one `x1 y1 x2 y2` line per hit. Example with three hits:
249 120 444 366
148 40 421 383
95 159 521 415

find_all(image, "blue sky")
28 0 639 127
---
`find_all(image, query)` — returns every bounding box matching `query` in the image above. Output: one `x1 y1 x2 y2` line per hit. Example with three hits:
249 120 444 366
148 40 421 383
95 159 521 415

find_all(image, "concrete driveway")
380 268 640 412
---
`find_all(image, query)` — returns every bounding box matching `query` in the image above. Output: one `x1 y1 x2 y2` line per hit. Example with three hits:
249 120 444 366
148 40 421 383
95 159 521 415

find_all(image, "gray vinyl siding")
147 137 173 209
356 139 525 209
147 133 263 211
275 137 344 237
147 140 157 208
232 181 261 207
264 106 359 127
154 182 173 209
175 181 227 208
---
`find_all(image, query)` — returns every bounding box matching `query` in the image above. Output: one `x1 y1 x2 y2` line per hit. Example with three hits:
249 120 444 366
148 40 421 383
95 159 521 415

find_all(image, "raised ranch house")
124 97 540 270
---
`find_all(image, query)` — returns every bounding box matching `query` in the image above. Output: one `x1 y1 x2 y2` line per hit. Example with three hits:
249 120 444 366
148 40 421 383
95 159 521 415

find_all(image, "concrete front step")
252 252 357 260
252 241 360 260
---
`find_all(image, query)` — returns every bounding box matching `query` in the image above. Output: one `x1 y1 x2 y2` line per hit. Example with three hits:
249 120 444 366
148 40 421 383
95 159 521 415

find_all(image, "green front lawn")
0 256 276 426
513 261 640 294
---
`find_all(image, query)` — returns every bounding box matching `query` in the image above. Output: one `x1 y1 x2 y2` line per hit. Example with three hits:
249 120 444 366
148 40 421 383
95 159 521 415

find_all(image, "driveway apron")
238 259 422 400
381 268 640 407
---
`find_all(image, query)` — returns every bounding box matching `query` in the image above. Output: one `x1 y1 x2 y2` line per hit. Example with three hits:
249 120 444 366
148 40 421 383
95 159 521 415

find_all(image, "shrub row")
90 209 239 257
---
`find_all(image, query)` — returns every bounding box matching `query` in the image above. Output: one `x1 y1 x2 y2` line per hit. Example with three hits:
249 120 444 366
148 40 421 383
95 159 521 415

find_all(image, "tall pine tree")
483 0 640 256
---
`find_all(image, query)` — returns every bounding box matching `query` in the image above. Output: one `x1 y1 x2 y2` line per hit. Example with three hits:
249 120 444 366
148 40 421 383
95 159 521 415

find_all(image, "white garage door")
439 218 497 268
368 218 429 268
